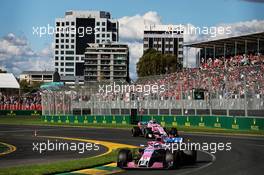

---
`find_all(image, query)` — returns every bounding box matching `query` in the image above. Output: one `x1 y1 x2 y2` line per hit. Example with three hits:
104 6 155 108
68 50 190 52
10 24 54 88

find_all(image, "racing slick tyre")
183 146 197 164
143 128 153 139
131 126 141 137
117 149 133 168
164 149 181 169
189 148 197 164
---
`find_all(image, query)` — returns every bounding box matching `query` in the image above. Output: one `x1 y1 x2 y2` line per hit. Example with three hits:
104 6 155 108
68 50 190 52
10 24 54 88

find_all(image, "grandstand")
41 32 264 117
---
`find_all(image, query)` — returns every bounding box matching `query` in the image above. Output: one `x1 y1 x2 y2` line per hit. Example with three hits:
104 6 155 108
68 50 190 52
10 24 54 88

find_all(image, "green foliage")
19 80 42 93
137 49 182 77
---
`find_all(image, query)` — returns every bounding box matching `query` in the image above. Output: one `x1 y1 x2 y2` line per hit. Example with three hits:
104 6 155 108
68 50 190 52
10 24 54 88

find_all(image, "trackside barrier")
0 110 41 116
41 115 131 125
140 115 264 131
41 115 264 131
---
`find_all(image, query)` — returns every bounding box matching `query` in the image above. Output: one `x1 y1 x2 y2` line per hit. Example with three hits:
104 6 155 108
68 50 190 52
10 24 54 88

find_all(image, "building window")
71 45 74 49
55 39 59 43
66 68 74 72
61 51 64 54
66 62 74 66
66 39 69 43
71 22 75 26
60 68 64 72
61 45 64 49
66 50 74 55
61 39 64 43
55 45 59 49
61 22 64 26
66 45 69 49
102 34 105 37
66 57 74 60
71 34 74 37
61 57 64 60
96 34 100 37
107 34 110 37
71 39 74 43
55 56 59 60
96 39 100 43
66 21 69 25
61 33 64 37
96 22 100 26
56 22 60 26
55 50 59 54
179 38 183 42
102 28 105 32
55 62 58 66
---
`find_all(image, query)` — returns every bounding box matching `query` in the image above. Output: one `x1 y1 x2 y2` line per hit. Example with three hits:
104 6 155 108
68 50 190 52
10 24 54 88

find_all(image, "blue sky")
1 0 264 51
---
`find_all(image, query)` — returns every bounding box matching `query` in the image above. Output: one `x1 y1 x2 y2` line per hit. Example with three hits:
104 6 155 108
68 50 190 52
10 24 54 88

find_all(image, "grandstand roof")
0 73 20 89
21 71 54 75
185 32 264 48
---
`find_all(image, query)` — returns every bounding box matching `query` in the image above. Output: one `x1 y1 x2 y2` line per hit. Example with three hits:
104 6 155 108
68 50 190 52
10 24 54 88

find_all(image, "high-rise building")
54 11 119 84
143 25 184 65
84 43 129 83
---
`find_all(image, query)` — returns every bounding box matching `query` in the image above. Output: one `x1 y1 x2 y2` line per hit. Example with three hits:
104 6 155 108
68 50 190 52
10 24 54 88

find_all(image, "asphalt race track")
0 124 264 175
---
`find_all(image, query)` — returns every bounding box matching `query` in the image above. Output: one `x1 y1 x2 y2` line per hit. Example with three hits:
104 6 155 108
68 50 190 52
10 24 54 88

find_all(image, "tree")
136 49 182 77
19 80 42 93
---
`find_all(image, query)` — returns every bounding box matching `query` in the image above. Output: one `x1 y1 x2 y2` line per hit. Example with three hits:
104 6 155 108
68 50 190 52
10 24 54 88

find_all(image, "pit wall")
41 115 264 131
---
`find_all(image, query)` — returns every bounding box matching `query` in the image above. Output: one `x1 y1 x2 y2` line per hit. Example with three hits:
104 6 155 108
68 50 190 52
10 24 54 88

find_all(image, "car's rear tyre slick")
144 128 153 138
164 150 181 169
117 149 132 168
183 146 197 164
131 126 141 137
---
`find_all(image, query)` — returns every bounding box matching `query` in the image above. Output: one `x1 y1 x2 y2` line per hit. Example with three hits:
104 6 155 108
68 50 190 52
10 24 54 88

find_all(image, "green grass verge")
0 116 264 136
0 149 117 175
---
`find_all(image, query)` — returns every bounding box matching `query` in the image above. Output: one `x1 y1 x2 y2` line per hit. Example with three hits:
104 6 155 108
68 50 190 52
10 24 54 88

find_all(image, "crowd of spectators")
0 93 42 110
135 54 264 100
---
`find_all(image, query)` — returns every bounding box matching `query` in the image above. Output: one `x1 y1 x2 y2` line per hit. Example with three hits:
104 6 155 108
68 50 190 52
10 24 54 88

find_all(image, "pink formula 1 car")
131 120 168 139
117 137 197 169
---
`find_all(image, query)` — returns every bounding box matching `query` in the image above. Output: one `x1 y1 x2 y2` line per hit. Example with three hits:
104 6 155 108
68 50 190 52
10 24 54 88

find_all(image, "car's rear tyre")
144 128 153 138
183 146 197 164
117 149 132 168
164 150 181 169
189 148 197 164
131 126 141 137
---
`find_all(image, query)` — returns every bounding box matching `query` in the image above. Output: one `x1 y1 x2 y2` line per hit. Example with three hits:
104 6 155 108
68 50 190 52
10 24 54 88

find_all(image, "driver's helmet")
168 128 178 138
149 120 157 124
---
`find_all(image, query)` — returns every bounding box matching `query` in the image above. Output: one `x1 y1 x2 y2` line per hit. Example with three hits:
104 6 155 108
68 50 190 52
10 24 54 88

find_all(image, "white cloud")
118 11 162 79
118 11 162 42
126 42 143 80
0 33 54 76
